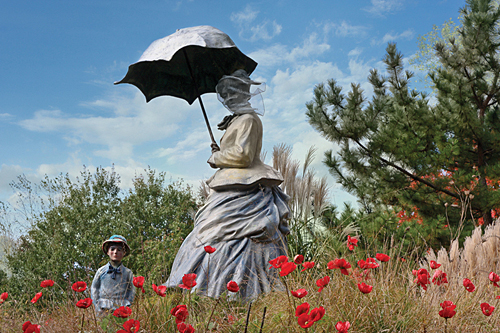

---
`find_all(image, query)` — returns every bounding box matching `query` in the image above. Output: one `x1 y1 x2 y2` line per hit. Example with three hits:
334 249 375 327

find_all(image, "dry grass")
2 221 500 333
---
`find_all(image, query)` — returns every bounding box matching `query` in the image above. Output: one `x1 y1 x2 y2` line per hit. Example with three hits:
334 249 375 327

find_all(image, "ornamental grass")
1 221 500 332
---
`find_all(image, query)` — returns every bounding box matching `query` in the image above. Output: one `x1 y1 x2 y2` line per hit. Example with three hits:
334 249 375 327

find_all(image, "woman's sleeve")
208 116 259 168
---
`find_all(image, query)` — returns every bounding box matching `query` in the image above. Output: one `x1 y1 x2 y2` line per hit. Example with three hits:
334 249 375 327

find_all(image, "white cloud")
249 21 282 41
364 0 405 16
17 90 199 162
371 29 415 45
153 129 210 164
231 5 282 42
324 21 368 38
248 33 330 67
230 5 258 24
348 47 363 57
0 113 13 120
0 165 27 195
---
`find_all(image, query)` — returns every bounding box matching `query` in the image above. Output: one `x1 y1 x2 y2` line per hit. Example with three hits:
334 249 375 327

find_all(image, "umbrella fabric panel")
138 25 238 62
117 45 257 104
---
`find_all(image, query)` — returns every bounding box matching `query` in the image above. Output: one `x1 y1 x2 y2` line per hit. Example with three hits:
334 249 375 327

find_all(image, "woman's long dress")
163 113 290 301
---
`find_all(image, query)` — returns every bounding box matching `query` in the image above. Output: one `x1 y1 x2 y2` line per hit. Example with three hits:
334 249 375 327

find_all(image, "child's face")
107 244 124 263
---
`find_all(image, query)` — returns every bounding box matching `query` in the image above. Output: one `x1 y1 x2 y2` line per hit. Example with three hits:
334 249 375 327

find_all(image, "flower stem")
259 307 267 333
205 298 220 333
281 277 293 321
80 311 85 332
244 302 252 333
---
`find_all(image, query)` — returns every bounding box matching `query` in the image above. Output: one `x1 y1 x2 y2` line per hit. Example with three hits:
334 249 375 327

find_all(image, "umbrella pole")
182 49 217 145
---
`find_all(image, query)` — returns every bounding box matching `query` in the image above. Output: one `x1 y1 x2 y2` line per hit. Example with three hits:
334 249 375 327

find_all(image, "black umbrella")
115 25 257 144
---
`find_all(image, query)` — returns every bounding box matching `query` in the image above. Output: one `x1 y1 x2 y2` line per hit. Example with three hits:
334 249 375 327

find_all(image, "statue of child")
91 235 135 317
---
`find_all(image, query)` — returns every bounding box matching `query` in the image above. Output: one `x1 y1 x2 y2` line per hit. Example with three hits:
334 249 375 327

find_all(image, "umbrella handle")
183 49 217 146
196 95 217 145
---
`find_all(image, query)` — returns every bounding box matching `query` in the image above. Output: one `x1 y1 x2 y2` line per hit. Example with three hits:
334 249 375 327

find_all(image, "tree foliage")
5 167 197 300
306 0 500 246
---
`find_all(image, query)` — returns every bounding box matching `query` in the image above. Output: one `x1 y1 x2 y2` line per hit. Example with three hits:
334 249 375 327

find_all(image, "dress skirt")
163 184 290 301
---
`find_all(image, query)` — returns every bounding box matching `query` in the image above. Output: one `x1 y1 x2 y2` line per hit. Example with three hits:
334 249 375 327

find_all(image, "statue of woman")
164 69 290 300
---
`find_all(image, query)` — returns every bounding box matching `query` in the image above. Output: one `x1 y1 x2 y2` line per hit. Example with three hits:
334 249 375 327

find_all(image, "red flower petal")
291 288 308 298
72 281 87 292
40 280 54 288
204 246 216 254
357 282 373 294
293 254 304 264
227 281 239 293
280 262 297 276
481 302 495 316
375 253 390 262
76 298 92 309
113 306 132 318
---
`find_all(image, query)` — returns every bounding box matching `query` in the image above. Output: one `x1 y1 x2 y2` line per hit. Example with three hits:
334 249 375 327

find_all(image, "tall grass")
1 220 499 332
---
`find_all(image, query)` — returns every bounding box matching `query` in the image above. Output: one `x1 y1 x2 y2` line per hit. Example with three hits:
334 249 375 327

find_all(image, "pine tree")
306 0 500 230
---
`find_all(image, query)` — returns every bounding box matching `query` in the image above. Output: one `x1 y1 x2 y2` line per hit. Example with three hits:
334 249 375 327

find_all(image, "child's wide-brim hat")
102 235 131 257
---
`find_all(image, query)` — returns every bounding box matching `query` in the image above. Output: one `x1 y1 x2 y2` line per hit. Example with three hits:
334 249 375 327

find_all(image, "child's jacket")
91 263 135 313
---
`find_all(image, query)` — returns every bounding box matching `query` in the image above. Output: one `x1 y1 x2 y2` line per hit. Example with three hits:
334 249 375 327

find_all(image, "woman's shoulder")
230 112 262 128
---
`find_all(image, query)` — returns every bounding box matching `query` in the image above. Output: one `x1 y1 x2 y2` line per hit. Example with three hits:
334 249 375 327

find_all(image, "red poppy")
327 258 351 275
347 235 358 251
414 268 430 290
227 281 239 293
179 273 197 290
291 288 308 298
280 262 297 276
375 253 390 262
412 269 418 276
40 280 54 288
152 284 167 297
430 260 441 269
113 306 132 318
72 281 87 293
121 319 140 333
0 292 8 304
489 272 500 287
358 258 379 269
335 321 351 332
170 304 187 316
298 313 315 328
133 276 145 293
22 321 40 333
177 323 187 332
432 270 448 285
295 302 310 317
171 305 189 324
294 254 304 264
309 306 325 322
269 255 288 269
173 306 189 324
177 323 194 333
438 301 456 319
204 245 216 254
301 261 315 272
481 302 495 316
76 298 92 309
463 278 475 292
31 292 42 304
316 276 330 292
357 282 373 294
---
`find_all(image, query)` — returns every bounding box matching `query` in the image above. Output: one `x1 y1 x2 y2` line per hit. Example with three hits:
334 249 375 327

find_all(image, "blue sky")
0 0 463 211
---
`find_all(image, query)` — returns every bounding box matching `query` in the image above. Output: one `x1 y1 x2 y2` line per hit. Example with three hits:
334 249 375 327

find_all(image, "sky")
0 0 464 218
